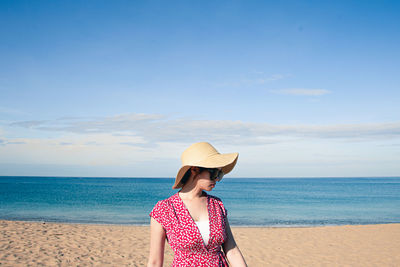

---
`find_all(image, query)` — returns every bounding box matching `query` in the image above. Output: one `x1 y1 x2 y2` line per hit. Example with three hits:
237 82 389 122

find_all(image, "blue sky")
1 0 399 177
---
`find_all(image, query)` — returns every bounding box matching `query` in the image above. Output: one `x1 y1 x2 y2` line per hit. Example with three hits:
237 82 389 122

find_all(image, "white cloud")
8 113 400 146
214 73 288 88
251 74 286 84
2 114 400 177
270 88 331 96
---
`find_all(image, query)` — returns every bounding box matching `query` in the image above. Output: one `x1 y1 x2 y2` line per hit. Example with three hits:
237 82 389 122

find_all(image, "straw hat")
172 142 239 189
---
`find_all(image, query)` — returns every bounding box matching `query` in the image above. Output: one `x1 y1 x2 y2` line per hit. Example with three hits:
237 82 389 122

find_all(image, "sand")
0 220 399 266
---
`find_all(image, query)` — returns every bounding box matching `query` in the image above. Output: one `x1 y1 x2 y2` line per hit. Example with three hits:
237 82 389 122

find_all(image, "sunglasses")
202 168 224 182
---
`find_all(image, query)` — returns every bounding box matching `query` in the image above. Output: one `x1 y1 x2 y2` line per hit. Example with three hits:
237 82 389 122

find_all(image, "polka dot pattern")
150 192 229 266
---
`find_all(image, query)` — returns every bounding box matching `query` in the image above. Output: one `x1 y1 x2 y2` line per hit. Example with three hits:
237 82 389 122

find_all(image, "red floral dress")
149 192 229 266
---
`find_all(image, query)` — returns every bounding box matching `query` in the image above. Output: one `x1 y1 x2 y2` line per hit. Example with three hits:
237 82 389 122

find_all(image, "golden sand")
1 220 399 266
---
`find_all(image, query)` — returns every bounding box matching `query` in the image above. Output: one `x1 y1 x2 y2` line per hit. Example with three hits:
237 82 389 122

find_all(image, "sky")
0 0 399 177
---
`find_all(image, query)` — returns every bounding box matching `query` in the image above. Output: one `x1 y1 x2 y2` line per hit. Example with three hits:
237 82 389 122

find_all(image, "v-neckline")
177 191 211 249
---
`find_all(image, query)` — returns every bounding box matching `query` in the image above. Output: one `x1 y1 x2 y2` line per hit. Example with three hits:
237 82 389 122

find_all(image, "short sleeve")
212 196 228 219
149 200 168 229
220 200 228 218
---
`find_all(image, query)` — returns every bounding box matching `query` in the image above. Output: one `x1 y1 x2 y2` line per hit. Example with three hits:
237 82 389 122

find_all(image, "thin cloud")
7 141 26 145
0 138 27 146
270 88 331 96
85 141 102 146
9 113 400 146
378 143 400 147
0 106 29 116
250 74 286 84
10 113 166 133
59 142 73 146
120 142 158 148
10 120 49 128
214 73 288 88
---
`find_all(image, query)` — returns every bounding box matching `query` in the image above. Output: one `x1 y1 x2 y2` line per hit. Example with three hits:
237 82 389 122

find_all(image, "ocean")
1 176 399 227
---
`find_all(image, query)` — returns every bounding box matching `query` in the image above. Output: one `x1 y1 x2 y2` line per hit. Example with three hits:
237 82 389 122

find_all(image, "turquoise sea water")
0 176 399 227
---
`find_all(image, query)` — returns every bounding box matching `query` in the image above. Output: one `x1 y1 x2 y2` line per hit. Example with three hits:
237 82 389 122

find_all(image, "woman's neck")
178 187 205 200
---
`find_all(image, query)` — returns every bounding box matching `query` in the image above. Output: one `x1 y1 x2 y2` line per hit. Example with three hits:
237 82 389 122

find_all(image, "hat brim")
172 152 238 189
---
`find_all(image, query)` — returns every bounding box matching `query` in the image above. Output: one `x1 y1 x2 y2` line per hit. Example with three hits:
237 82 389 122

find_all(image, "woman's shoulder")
206 193 225 206
150 194 177 218
206 193 228 216
149 194 180 228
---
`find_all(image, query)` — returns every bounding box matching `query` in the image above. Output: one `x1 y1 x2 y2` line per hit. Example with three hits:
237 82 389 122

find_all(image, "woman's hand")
223 217 248 267
147 217 166 267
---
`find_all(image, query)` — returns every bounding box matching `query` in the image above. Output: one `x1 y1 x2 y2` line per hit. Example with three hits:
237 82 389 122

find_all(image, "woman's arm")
147 217 166 267
222 217 247 267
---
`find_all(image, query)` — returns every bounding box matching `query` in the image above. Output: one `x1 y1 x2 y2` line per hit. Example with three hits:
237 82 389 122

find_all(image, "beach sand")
1 220 399 266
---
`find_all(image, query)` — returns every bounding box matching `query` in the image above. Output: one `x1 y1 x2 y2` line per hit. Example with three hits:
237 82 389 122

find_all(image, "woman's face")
195 168 219 191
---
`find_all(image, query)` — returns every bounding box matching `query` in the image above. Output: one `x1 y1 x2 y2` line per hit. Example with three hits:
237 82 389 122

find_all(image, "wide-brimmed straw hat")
172 142 238 189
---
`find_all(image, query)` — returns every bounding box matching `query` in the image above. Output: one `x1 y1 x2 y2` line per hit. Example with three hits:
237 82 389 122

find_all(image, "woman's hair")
180 168 192 186
180 167 209 187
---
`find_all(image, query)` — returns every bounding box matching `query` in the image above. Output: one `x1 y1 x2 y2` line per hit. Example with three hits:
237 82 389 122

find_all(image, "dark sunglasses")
202 168 224 182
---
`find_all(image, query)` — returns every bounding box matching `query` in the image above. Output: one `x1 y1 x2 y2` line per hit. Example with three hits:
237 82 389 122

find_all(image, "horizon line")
1 175 399 179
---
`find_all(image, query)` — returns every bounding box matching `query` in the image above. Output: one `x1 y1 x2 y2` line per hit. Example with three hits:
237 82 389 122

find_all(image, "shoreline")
2 219 400 228
2 175 400 178
1 220 400 266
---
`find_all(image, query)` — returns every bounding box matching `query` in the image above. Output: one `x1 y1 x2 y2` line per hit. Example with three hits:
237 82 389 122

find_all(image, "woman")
147 142 247 267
